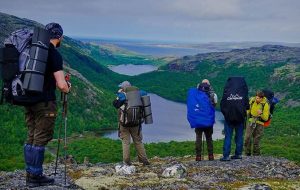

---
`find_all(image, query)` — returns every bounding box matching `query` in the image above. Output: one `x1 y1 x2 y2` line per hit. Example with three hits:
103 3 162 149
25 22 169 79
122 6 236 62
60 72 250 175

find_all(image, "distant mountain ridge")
168 45 300 72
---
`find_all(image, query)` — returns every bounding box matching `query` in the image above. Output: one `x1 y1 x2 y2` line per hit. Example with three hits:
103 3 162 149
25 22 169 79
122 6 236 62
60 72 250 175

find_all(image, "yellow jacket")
248 97 270 125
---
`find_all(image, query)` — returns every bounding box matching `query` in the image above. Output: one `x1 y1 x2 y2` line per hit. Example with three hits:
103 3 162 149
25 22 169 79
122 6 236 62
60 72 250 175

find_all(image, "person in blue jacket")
187 82 216 161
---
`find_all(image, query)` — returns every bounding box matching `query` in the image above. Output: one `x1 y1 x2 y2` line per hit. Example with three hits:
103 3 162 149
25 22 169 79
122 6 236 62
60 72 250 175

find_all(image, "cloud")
0 0 299 42
168 0 242 20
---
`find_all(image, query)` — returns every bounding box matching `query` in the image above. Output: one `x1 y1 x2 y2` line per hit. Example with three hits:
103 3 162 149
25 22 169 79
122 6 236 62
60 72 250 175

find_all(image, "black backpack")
0 27 50 106
221 76 249 125
262 89 277 115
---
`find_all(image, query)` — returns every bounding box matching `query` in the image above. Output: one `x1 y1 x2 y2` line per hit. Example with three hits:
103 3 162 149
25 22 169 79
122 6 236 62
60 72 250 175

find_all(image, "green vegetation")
47 135 300 166
0 12 299 172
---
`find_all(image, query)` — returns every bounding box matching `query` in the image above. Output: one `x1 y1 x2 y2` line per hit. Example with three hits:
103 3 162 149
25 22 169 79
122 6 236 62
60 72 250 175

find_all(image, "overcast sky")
1 0 299 43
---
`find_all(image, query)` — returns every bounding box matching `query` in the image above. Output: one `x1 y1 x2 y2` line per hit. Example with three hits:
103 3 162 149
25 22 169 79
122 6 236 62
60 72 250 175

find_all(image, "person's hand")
257 110 262 115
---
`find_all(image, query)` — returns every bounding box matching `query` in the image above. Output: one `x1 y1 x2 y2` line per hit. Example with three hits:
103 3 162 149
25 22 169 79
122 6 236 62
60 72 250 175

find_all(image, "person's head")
198 82 210 92
45 23 63 48
202 79 210 85
118 81 131 90
255 91 265 103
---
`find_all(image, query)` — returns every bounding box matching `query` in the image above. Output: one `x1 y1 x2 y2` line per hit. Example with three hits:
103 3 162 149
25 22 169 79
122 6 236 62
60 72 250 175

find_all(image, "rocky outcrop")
1 155 299 189
168 45 300 72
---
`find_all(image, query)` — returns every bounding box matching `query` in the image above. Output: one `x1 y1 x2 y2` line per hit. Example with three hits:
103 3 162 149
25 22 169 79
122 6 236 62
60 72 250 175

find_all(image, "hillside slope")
0 12 126 171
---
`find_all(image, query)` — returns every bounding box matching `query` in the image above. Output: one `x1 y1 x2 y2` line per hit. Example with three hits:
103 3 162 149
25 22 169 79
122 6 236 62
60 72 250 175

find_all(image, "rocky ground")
1 155 300 190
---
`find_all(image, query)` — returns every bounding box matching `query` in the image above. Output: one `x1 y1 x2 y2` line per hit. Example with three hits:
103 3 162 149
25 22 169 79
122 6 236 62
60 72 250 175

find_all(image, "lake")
108 64 158 76
105 64 225 143
104 93 224 143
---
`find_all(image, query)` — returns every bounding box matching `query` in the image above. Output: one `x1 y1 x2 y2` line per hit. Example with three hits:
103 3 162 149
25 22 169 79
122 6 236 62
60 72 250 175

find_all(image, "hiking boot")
195 156 201 161
26 172 54 187
220 157 230 161
124 161 132 166
208 154 214 161
231 155 242 159
142 160 150 166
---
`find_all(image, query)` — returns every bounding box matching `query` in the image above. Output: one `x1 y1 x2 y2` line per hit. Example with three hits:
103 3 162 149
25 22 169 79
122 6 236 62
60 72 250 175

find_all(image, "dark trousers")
195 127 213 156
24 101 57 175
25 101 57 146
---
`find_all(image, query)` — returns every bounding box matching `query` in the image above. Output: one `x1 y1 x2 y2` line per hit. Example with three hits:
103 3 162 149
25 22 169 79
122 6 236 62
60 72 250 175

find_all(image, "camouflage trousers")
244 122 264 156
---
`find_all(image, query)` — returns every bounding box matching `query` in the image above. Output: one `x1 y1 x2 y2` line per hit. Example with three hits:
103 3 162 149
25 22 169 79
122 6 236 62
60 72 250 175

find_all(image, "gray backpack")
120 90 144 127
0 27 50 106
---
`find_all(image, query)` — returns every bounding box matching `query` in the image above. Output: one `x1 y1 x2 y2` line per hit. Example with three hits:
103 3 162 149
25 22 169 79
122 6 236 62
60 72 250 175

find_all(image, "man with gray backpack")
0 23 70 187
113 81 150 166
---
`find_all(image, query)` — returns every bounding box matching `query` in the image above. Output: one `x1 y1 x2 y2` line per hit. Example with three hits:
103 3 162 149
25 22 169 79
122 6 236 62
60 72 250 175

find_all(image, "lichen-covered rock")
1 156 300 189
161 164 187 178
239 183 272 190
115 164 136 175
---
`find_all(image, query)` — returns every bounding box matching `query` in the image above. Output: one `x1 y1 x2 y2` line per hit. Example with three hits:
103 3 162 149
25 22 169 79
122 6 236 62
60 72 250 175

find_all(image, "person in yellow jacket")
244 91 270 156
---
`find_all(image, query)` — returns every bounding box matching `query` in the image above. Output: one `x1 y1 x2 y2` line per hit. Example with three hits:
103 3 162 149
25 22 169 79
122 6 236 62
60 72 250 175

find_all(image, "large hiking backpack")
187 88 215 128
119 88 144 127
0 27 50 106
220 76 249 125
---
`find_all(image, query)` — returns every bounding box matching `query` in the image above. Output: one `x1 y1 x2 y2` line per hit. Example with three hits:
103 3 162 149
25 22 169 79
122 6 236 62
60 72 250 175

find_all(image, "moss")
220 179 300 190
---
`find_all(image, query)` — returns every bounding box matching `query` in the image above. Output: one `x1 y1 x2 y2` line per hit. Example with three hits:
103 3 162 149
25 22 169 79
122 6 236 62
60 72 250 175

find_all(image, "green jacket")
248 97 270 125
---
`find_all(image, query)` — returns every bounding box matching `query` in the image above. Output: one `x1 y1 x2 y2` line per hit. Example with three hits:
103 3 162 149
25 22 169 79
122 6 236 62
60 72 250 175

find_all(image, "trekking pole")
63 73 70 186
54 93 65 175
63 92 68 186
202 133 205 160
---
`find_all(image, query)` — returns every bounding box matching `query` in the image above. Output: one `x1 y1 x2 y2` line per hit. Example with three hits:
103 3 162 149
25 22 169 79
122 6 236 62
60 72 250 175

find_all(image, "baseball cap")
45 22 63 39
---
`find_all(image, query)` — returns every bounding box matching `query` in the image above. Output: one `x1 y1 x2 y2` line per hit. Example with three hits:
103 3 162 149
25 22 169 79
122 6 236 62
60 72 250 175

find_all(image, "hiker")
200 79 218 107
113 81 150 166
244 91 270 156
220 77 249 161
187 81 216 161
24 23 70 186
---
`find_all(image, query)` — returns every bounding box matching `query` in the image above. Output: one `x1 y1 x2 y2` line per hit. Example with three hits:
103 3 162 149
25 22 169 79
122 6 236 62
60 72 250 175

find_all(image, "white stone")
115 164 136 175
162 164 187 178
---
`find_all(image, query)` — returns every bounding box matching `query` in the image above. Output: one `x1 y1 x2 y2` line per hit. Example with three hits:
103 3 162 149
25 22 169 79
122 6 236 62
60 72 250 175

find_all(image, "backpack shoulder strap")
249 97 255 108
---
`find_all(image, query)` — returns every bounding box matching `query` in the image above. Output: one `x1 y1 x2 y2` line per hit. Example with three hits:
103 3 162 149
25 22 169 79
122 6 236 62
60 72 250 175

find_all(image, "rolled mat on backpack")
23 27 50 92
141 95 153 124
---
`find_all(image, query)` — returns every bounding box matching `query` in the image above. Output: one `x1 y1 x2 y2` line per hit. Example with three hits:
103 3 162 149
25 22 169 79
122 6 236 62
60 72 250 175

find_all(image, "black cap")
45 23 63 39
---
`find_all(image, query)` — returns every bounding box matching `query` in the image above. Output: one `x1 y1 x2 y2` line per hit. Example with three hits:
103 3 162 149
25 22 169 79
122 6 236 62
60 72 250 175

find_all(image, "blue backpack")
187 88 215 128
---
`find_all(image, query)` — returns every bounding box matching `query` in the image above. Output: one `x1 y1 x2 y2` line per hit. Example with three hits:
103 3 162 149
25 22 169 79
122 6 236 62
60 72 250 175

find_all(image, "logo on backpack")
221 77 249 125
227 94 243 100
0 27 50 106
